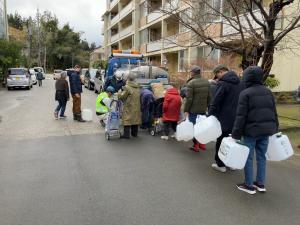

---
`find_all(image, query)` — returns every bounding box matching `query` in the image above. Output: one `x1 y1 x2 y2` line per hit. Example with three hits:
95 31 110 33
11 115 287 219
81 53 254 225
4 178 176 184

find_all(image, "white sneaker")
171 133 176 138
212 163 227 173
161 136 169 140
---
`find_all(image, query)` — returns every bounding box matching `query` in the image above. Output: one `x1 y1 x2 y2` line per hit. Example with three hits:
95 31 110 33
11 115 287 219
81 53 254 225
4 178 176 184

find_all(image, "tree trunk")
260 43 275 82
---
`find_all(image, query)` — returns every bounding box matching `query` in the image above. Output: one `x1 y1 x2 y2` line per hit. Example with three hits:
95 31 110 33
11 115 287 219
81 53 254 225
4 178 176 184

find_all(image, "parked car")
29 68 37 85
53 69 63 80
6 68 33 90
34 67 45 79
94 69 105 93
84 68 98 90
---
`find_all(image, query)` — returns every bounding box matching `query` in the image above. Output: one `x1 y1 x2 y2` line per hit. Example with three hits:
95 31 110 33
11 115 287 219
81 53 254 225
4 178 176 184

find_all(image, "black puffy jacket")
232 66 279 140
208 71 244 133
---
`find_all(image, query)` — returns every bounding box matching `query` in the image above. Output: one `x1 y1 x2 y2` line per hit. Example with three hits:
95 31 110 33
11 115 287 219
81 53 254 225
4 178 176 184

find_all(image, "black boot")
73 114 77 121
76 113 86 122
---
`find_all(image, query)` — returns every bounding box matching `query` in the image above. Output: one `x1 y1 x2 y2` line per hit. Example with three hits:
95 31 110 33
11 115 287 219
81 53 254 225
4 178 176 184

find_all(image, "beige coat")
118 81 141 126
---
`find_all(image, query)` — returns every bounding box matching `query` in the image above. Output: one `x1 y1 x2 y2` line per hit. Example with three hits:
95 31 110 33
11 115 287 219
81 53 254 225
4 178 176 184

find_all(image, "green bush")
264 76 280 89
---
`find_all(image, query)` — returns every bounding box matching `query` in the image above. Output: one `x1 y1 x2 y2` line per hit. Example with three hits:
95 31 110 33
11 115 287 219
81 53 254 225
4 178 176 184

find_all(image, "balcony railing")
120 1 134 19
120 25 133 38
222 10 264 36
147 10 163 24
147 39 163 52
111 33 120 43
111 14 120 26
164 35 178 49
110 0 119 10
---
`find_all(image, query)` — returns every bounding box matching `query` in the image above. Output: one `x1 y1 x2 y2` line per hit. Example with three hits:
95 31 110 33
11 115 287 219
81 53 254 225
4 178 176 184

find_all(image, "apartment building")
0 0 8 40
102 0 300 91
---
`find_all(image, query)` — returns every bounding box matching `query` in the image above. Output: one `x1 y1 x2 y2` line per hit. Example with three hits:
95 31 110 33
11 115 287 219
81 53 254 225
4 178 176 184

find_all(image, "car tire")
88 82 91 90
95 88 98 94
7 87 11 91
26 86 30 90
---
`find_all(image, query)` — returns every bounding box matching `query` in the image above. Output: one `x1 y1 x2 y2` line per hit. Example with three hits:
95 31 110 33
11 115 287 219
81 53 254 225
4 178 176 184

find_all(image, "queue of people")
54 63 279 195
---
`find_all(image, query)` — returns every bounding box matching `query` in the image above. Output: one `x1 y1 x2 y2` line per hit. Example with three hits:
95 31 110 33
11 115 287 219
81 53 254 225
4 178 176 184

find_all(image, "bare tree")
155 0 300 81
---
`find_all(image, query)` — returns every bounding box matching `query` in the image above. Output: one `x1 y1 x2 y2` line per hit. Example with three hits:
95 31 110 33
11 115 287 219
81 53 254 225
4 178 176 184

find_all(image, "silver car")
94 70 105 93
7 68 33 90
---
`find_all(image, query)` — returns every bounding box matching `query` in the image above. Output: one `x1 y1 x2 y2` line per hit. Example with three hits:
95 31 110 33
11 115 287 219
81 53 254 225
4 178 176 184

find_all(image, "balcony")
164 35 177 49
120 1 134 19
111 14 120 26
110 0 119 10
120 25 133 38
222 10 264 36
111 33 120 43
147 40 163 52
147 10 163 24
164 0 179 11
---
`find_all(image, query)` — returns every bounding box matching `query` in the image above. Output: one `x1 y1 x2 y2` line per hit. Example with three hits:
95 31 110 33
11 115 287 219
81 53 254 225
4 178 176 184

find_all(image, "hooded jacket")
140 88 155 124
232 66 279 140
118 81 141 126
208 71 244 133
163 88 182 122
184 75 211 114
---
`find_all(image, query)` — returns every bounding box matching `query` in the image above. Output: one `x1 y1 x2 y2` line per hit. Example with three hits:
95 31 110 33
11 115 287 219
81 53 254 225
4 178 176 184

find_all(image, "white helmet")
115 70 124 80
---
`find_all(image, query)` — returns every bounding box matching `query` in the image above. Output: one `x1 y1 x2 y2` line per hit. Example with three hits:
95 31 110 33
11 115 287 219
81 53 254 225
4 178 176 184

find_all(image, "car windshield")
34 69 41 72
29 69 35 73
9 69 25 75
89 69 98 78
54 70 62 73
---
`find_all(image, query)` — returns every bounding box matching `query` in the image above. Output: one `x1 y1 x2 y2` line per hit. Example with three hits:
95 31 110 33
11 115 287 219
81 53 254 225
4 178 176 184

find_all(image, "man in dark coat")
184 66 211 152
140 88 155 129
104 70 126 92
232 66 278 194
36 70 44 87
208 64 244 173
54 71 69 119
69 65 85 122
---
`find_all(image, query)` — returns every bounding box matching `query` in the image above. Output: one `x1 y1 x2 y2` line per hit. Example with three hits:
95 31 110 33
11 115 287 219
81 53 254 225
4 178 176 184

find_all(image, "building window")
178 50 188 72
198 46 220 62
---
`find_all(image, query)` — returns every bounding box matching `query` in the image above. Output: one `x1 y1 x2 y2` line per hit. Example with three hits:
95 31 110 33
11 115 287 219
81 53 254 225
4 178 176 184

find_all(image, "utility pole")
37 7 41 67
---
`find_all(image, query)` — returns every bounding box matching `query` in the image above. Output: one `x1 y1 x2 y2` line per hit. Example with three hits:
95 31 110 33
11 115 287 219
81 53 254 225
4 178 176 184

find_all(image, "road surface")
0 78 299 225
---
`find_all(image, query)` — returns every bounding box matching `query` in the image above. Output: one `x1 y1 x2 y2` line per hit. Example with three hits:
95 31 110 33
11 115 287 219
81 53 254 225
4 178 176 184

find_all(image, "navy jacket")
232 66 279 140
104 77 126 92
208 71 244 133
69 71 82 95
140 88 155 124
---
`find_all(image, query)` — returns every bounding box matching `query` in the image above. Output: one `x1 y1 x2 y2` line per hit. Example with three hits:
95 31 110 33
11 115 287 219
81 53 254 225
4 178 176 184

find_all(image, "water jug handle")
276 132 282 138
236 140 247 146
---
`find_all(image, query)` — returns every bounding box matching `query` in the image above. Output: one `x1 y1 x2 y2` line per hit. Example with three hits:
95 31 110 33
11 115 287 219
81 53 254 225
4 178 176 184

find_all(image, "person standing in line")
184 66 211 152
140 88 155 130
232 66 278 194
69 65 85 122
54 71 69 119
208 65 244 173
161 87 181 140
118 73 141 139
36 70 44 87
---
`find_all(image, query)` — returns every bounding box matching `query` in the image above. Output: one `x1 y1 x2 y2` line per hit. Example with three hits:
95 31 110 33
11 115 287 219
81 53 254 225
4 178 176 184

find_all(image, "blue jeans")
243 136 269 187
55 100 67 117
188 113 197 125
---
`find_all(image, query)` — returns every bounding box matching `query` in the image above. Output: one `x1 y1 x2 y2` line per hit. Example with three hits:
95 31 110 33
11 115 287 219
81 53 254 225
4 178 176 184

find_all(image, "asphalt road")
0 78 299 225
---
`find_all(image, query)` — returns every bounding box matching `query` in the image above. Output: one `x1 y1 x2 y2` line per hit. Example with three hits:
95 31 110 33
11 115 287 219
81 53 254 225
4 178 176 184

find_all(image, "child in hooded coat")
161 87 182 140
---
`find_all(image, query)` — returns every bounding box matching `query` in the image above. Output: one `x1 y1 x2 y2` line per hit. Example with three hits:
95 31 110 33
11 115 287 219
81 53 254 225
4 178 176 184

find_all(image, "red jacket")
163 88 182 122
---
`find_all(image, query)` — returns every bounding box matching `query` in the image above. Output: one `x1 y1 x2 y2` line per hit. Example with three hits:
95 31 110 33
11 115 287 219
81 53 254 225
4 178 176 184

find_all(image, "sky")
7 0 106 46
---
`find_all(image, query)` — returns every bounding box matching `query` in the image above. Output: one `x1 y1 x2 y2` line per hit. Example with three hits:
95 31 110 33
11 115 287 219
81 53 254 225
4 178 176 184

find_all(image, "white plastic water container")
266 133 294 161
194 116 222 144
218 137 250 169
196 115 206 124
176 120 194 142
82 109 93 121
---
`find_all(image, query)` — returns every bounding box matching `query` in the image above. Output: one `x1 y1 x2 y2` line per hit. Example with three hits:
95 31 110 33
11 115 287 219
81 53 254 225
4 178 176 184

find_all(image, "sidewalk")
277 104 300 151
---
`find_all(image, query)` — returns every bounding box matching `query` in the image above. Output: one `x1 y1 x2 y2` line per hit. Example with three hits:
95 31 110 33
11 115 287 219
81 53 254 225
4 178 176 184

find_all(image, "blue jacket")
69 71 82 94
208 71 244 133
